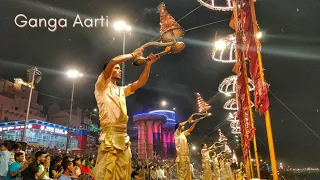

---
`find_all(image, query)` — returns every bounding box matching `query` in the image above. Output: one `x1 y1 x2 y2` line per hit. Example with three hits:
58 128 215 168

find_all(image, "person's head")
13 143 22 152
175 123 184 132
78 173 93 180
27 155 34 163
53 156 63 167
73 157 81 166
103 61 122 81
88 157 95 166
15 152 24 163
131 170 140 180
45 154 51 163
63 155 70 163
62 160 74 173
35 151 47 163
201 144 207 149
0 142 9 151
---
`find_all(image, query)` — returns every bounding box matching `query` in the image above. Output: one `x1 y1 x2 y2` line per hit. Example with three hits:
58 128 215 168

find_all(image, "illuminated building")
133 110 177 160
0 119 93 152
0 78 46 122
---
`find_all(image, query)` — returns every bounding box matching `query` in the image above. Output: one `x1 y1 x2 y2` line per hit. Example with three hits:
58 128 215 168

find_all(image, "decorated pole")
230 0 278 179
232 8 261 176
248 0 279 179
230 0 260 178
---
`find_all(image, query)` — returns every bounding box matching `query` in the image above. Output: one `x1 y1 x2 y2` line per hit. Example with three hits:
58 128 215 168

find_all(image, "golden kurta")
93 74 134 180
174 129 192 180
201 149 212 180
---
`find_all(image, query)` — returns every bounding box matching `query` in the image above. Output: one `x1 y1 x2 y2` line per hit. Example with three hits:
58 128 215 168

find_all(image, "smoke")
134 8 159 23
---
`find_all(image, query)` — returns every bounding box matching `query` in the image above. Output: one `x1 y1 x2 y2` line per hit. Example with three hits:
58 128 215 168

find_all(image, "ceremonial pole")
231 1 252 178
230 0 263 178
240 33 261 178
249 0 279 179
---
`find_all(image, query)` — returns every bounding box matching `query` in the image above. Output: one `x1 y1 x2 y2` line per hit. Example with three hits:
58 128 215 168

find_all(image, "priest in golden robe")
201 144 216 180
93 48 159 180
174 115 201 180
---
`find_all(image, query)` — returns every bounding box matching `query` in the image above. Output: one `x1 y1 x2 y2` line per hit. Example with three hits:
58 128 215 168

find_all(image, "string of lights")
269 90 320 141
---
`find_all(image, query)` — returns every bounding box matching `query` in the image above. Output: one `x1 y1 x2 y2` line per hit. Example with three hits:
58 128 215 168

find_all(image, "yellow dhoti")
176 156 192 180
202 161 212 180
93 125 131 180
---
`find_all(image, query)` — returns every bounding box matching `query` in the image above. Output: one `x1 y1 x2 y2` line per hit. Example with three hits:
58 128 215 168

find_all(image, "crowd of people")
131 158 203 180
0 141 96 180
0 141 204 180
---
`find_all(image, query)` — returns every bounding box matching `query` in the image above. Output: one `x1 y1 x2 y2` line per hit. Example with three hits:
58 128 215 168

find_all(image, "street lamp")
21 67 42 142
161 100 167 107
66 70 82 151
90 108 98 120
113 20 131 86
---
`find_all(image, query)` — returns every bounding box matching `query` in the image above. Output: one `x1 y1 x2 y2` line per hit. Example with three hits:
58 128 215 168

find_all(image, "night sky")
1 0 320 167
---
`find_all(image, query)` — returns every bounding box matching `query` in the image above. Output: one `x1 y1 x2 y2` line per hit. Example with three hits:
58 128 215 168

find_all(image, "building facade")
48 101 93 130
0 78 46 122
0 120 93 151
133 110 177 160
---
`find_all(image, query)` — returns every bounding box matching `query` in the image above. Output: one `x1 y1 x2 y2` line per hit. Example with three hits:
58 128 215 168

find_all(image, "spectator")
0 142 11 180
131 170 140 180
50 156 63 180
87 158 95 170
9 143 25 165
6 152 28 180
73 157 82 176
58 160 74 180
165 167 172 180
80 159 91 175
37 154 51 179
22 151 47 180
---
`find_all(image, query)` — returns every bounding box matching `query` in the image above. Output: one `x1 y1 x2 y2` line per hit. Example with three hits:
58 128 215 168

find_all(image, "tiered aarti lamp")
218 129 228 143
158 3 185 42
196 92 211 113
132 3 185 66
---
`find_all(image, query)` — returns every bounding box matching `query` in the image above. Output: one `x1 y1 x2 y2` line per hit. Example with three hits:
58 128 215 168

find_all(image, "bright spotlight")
114 21 126 31
214 40 226 50
67 70 82 78
173 107 176 111
126 25 132 32
114 20 131 32
192 146 196 150
225 93 231 97
256 32 263 39
161 101 167 106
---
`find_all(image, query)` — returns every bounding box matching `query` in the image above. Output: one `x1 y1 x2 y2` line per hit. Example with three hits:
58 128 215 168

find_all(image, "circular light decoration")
196 0 233 11
227 111 237 121
218 75 255 94
229 119 240 135
231 127 240 134
223 97 254 110
212 34 236 63
230 121 239 128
